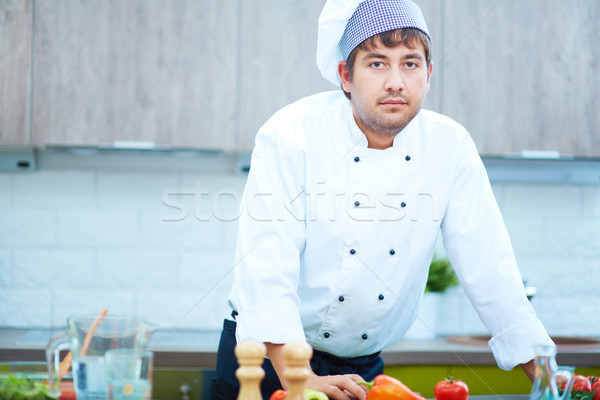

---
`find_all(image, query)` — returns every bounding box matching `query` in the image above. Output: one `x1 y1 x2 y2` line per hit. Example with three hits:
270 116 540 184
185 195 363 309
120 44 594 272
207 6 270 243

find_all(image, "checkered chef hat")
316 0 431 85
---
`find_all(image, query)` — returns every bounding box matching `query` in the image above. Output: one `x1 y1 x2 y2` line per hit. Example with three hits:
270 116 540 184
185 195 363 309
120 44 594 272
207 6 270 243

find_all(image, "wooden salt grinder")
235 341 267 400
282 342 313 400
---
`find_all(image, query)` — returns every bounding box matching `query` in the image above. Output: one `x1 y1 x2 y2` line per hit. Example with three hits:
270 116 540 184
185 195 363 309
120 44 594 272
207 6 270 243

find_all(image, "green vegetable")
304 388 329 400
0 374 56 400
426 256 459 293
567 390 596 400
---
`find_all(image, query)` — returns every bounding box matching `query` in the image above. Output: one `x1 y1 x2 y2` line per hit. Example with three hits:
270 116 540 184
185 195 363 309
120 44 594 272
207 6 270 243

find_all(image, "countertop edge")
2 329 599 369
2 347 599 369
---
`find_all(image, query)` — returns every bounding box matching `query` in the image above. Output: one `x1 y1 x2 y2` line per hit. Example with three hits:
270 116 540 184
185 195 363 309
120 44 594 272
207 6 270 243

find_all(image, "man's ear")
338 61 351 93
426 62 433 91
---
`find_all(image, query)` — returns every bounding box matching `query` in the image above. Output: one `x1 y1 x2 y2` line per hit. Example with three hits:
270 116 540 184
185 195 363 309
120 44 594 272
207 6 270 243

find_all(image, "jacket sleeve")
229 123 308 345
440 134 553 370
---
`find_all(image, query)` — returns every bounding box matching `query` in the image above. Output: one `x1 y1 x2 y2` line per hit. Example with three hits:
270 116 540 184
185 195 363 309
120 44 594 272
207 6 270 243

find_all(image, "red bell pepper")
360 374 427 400
270 389 288 400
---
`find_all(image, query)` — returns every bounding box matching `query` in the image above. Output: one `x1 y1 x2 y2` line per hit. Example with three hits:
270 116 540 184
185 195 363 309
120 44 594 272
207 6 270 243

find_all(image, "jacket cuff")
489 318 554 370
235 297 306 345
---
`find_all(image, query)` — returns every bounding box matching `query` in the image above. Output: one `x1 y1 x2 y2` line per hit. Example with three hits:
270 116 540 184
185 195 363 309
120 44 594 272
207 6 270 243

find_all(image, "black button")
354 201 360 207
362 333 368 340
338 296 345 302
324 332 330 338
389 249 395 255
350 249 356 255
354 156 360 162
401 202 406 208
378 294 384 300
405 155 411 161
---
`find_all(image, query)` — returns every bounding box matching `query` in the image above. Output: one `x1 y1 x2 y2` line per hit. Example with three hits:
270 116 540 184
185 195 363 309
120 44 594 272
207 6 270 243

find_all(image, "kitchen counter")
2 329 599 369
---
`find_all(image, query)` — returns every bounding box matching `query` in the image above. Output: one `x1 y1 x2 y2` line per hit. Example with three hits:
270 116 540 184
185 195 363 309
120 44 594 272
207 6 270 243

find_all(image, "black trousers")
211 319 384 400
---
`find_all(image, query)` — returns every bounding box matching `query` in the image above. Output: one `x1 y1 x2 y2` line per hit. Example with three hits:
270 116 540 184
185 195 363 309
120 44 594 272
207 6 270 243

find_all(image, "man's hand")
520 359 536 382
304 372 368 400
265 342 368 400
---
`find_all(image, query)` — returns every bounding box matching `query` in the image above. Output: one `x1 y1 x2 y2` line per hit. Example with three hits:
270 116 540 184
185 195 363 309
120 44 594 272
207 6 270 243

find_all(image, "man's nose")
384 68 406 92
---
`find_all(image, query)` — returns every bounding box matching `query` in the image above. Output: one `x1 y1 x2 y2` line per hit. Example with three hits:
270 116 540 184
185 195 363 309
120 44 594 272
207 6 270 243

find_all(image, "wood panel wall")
1 0 598 156
439 0 600 156
1 0 32 146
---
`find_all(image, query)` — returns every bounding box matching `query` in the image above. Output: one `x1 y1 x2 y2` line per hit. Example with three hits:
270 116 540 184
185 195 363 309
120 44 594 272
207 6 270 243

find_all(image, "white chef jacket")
228 90 553 371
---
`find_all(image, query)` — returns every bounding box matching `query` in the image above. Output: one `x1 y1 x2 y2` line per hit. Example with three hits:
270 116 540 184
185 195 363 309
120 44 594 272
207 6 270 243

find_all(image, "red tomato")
594 390 600 400
591 376 600 392
434 377 469 400
58 389 77 400
573 375 592 392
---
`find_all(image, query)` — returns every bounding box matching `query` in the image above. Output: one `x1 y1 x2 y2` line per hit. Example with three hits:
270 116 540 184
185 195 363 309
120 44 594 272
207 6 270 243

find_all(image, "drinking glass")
105 350 153 400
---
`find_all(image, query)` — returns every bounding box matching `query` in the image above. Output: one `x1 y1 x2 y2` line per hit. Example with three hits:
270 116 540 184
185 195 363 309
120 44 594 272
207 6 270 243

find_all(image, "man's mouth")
379 96 407 105
380 98 407 107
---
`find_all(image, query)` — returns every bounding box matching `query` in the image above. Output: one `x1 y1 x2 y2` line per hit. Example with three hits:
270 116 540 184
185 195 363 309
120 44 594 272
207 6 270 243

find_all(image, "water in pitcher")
73 356 108 400
109 380 152 400
46 315 154 400
105 350 154 400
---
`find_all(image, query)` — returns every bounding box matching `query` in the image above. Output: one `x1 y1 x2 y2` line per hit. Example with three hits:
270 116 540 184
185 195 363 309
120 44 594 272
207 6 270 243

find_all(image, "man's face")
338 38 432 138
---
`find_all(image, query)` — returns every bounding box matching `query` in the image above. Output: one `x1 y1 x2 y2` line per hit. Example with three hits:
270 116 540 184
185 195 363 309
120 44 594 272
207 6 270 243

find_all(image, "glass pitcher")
46 315 154 400
529 344 575 400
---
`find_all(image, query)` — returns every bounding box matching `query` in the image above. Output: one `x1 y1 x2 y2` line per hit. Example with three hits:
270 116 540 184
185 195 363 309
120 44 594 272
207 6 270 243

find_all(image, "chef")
213 0 554 399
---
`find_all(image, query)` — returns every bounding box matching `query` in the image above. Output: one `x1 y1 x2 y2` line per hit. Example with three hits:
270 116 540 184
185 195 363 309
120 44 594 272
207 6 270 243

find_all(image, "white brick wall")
14 248 95 287
434 182 600 338
0 164 247 330
0 248 12 285
0 164 599 340
0 288 53 327
501 184 583 218
0 209 56 246
13 171 96 208
544 219 600 257
0 174 13 207
51 288 136 327
583 186 600 216
58 209 138 247
97 172 177 210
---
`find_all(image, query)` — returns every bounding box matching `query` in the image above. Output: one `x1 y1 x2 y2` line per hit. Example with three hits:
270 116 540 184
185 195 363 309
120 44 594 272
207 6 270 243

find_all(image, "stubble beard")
352 95 422 137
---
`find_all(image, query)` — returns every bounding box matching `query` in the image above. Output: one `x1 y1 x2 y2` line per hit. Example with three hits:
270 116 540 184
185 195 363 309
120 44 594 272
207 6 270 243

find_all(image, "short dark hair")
341 28 432 100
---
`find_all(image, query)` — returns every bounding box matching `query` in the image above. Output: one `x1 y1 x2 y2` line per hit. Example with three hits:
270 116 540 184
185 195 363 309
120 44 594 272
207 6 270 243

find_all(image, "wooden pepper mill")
235 341 267 400
282 342 313 400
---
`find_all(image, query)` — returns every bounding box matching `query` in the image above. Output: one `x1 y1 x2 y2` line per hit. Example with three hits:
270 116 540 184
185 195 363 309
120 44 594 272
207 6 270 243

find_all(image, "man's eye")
370 62 384 69
405 62 417 69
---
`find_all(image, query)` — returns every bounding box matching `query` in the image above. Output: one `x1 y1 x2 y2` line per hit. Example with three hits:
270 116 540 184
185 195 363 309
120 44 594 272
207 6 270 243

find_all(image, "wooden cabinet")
0 0 32 146
1 1 599 155
439 0 600 157
236 0 333 152
30 0 239 150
